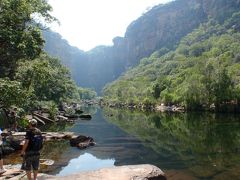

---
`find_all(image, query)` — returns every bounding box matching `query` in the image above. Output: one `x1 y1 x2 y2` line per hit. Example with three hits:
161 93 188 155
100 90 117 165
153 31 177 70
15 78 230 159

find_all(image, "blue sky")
49 0 173 51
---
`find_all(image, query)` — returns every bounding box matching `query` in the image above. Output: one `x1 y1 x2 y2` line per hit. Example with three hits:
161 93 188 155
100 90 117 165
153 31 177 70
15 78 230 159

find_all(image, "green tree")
152 77 168 99
213 68 234 107
15 54 79 104
78 88 97 100
183 74 205 110
0 0 55 78
201 62 216 106
0 78 30 108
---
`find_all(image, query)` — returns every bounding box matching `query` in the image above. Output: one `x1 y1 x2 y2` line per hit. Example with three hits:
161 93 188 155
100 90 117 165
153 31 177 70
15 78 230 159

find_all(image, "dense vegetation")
43 0 240 95
0 0 55 78
0 0 94 115
103 13 240 112
2 0 238 113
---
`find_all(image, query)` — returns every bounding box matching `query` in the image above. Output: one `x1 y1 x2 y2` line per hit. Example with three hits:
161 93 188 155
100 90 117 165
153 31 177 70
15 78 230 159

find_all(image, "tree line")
0 0 96 114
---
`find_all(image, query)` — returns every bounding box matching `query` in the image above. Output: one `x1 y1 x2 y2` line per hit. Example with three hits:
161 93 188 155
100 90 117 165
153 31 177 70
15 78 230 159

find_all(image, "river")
5 106 240 179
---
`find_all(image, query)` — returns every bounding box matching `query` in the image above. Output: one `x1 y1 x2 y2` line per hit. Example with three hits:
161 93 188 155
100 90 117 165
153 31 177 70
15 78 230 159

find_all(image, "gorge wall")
44 0 240 94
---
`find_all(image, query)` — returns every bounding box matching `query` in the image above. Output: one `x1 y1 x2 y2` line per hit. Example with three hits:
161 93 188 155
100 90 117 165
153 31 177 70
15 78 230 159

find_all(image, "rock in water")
79 114 92 120
69 135 95 149
37 164 166 180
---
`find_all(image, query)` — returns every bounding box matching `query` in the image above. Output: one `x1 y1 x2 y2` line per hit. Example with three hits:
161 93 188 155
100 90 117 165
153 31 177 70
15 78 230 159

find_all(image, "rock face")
38 164 166 180
44 0 240 93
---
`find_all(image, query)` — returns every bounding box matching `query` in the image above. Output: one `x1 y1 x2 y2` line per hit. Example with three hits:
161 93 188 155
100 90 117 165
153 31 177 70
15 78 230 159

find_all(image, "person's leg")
0 159 3 169
33 170 38 180
0 148 3 169
26 170 32 180
32 155 40 180
0 151 6 174
24 156 32 180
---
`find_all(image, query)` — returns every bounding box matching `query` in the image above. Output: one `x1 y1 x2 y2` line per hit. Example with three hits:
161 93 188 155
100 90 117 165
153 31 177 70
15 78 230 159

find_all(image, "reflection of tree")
41 141 70 173
103 108 240 178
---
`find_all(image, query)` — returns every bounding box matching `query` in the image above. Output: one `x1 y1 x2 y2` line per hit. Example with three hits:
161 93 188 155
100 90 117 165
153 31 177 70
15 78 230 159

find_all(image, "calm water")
5 107 240 179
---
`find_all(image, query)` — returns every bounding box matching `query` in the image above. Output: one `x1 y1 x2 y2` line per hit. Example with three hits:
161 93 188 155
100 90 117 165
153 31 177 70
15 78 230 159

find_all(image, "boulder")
79 114 92 119
77 141 95 149
37 164 166 180
69 135 95 149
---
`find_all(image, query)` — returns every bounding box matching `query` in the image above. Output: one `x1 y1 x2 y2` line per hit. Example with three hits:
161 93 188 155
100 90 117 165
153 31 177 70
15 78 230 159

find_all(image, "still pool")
5 107 240 179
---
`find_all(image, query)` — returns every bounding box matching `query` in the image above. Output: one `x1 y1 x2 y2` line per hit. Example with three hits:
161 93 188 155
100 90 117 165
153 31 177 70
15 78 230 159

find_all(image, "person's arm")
21 131 30 156
21 139 29 156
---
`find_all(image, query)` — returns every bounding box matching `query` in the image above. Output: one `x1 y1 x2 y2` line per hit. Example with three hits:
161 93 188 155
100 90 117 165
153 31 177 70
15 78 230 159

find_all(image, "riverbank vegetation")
103 13 240 112
0 0 96 125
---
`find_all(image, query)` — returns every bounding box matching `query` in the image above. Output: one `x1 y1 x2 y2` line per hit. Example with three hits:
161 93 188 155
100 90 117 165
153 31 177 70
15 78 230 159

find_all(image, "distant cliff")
44 0 240 94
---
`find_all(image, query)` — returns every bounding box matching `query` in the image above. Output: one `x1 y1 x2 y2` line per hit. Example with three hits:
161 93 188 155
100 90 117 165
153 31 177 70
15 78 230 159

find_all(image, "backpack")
31 134 43 151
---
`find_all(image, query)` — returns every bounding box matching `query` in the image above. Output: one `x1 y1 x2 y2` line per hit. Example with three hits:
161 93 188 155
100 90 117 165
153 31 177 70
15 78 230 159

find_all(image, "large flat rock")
38 164 166 180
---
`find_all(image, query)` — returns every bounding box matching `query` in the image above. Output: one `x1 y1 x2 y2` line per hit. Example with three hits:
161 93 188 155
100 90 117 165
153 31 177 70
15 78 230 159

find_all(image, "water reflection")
6 106 240 179
57 153 115 176
103 108 240 179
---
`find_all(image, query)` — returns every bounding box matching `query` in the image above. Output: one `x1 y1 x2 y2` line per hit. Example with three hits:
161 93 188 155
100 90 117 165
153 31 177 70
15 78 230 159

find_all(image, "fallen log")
33 113 55 123
57 115 68 121
33 116 46 125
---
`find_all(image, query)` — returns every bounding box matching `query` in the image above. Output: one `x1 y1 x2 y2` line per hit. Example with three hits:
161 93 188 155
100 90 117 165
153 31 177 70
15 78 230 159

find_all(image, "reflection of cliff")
40 109 170 175
68 110 167 167
103 108 240 178
87 136 164 167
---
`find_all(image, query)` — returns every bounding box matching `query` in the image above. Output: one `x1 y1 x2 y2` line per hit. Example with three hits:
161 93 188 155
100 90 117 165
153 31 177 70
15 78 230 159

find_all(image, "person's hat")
29 119 37 125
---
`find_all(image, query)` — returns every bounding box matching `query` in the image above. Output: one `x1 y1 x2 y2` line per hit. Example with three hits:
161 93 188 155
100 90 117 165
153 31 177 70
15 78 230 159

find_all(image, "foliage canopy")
103 13 240 111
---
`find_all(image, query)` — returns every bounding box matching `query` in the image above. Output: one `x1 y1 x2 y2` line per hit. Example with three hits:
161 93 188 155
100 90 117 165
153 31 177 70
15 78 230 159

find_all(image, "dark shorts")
22 151 40 171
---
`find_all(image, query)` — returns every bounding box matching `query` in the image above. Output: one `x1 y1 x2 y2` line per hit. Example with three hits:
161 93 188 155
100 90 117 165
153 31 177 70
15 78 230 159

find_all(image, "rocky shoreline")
104 102 185 113
37 164 166 180
1 131 95 156
102 100 240 113
1 164 166 180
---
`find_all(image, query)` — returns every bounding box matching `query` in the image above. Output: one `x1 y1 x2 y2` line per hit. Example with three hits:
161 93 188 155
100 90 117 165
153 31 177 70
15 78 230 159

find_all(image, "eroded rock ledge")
38 164 166 180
